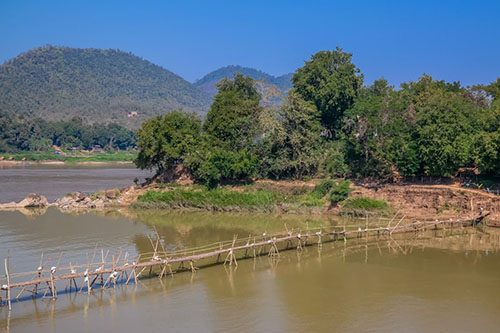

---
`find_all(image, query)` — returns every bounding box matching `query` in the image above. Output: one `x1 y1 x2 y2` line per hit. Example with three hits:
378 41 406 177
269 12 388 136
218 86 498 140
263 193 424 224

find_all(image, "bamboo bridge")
0 213 489 310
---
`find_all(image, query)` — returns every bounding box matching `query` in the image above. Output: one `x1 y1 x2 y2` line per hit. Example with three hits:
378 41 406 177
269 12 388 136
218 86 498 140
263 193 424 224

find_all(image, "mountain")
0 46 212 127
194 65 293 106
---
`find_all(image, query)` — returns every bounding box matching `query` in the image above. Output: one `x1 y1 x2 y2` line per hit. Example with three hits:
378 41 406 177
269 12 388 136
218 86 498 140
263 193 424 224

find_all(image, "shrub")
188 147 258 189
329 180 351 204
312 179 335 198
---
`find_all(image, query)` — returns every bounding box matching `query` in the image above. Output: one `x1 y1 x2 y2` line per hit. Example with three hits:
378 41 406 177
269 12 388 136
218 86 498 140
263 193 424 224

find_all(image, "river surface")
0 165 152 202
1 207 500 333
0 167 499 332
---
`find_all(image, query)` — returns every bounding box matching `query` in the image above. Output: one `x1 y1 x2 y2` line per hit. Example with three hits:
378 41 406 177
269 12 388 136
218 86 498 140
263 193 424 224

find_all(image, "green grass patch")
135 185 328 211
137 187 284 210
341 196 389 211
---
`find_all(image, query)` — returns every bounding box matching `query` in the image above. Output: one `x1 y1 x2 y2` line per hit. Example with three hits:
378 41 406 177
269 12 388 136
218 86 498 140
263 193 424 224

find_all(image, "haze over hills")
194 65 293 106
0 47 293 127
0 46 212 127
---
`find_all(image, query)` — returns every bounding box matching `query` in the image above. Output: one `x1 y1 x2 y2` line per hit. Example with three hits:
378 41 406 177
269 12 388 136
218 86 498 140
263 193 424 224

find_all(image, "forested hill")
0 46 212 127
194 65 293 106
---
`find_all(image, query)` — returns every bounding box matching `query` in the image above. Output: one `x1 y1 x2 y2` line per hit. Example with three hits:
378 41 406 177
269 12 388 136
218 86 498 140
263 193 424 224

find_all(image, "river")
0 165 152 202
1 208 499 333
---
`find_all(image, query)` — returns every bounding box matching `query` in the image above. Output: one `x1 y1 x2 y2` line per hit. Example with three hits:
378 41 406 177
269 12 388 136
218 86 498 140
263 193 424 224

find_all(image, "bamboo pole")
5 258 11 310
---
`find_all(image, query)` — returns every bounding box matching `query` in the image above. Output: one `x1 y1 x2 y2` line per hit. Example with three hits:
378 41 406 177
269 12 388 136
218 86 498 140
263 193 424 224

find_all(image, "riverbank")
132 181 499 221
1 179 499 222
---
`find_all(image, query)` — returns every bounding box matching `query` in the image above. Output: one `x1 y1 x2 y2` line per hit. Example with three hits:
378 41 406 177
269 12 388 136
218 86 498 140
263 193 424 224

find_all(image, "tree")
259 90 323 178
343 79 419 179
471 78 500 175
134 111 201 175
412 82 483 176
204 73 262 149
293 48 363 135
188 74 262 187
187 144 258 188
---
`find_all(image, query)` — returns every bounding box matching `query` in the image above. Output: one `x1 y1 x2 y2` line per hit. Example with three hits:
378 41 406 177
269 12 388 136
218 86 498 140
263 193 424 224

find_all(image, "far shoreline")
0 160 135 167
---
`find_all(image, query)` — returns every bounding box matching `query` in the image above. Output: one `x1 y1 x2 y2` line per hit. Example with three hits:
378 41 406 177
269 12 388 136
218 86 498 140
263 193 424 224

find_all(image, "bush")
329 180 351 204
312 179 335 198
134 111 201 173
188 147 258 189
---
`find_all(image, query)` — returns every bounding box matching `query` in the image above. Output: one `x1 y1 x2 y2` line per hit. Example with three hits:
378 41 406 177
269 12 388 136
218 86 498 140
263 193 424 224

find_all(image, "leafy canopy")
293 48 363 135
134 111 201 173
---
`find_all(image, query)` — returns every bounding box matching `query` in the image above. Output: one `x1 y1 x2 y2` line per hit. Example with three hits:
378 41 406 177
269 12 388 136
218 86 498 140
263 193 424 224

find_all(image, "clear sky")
1 0 499 86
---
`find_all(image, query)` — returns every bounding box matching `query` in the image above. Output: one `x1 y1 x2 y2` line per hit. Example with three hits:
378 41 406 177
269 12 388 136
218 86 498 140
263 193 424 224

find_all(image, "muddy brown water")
0 165 152 202
1 208 500 333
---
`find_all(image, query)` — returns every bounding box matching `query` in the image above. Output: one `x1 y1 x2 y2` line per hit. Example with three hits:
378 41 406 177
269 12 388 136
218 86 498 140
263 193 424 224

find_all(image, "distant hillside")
194 65 293 106
0 46 211 127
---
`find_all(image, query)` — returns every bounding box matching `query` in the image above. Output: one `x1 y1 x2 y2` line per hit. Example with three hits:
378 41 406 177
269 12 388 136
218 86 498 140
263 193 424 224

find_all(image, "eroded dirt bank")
349 183 499 221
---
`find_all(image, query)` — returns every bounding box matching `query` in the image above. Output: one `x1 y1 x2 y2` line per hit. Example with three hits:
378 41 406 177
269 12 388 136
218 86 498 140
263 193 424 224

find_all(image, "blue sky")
1 0 499 85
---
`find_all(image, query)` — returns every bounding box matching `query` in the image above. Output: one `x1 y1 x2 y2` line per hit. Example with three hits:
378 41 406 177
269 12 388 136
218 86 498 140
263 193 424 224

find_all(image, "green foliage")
343 79 419 178
140 56 500 183
204 73 263 149
0 112 136 152
183 74 262 188
341 197 389 211
312 179 335 198
293 48 363 135
259 90 323 178
134 111 201 173
187 146 258 188
318 141 351 178
0 46 211 127
343 75 499 178
329 180 351 204
414 88 481 176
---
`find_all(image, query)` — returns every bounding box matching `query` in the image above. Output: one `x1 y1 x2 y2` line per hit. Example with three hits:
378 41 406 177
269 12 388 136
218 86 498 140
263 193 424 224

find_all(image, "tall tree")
204 73 263 149
259 90 323 178
343 79 419 179
292 48 363 136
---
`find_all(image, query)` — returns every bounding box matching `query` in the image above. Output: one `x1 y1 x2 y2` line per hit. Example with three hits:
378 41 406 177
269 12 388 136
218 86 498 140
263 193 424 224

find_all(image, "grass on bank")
340 196 390 216
137 187 282 210
0 151 137 162
135 185 329 211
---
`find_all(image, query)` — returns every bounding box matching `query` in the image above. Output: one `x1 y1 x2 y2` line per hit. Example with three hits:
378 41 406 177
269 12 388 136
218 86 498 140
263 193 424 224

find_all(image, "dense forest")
0 113 136 152
0 46 212 127
136 48 500 186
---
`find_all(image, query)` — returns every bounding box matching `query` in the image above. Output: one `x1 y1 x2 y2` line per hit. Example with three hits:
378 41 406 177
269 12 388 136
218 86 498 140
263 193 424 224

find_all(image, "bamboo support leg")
296 235 303 251
4 258 11 310
224 249 237 266
16 287 27 300
190 260 198 273
50 273 57 299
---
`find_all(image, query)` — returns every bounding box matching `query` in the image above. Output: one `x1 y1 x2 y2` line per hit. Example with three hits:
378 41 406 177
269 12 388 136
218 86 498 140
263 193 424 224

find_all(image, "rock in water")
18 193 49 208
0 193 49 209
